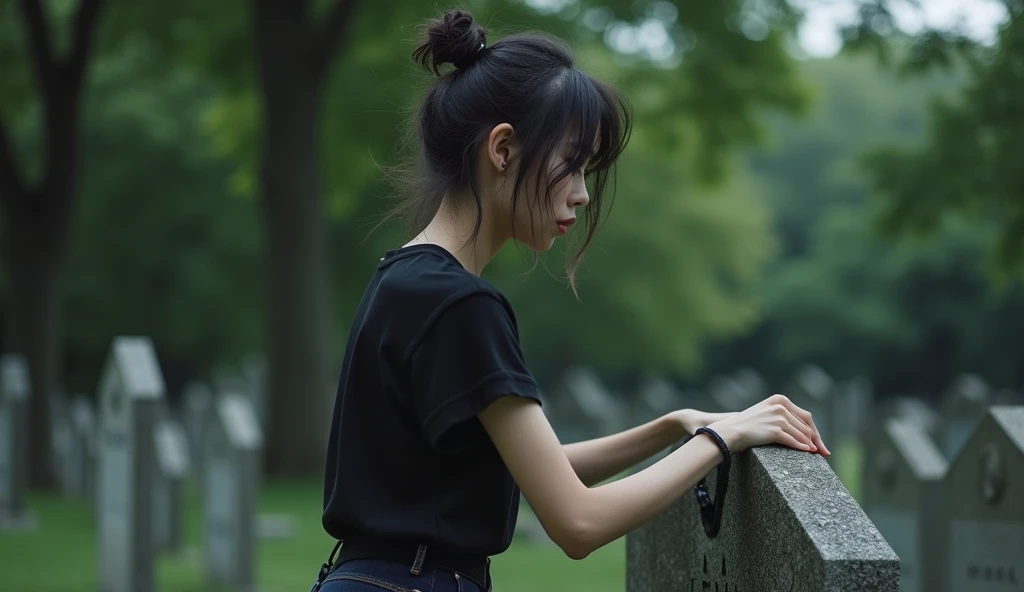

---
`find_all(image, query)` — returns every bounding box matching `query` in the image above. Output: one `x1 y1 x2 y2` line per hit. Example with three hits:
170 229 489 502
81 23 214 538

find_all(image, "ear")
486 123 518 174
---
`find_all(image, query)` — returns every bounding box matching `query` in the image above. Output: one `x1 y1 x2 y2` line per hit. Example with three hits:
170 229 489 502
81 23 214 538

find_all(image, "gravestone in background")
557 367 626 441
627 446 899 591
0 354 34 531
940 374 990 459
836 376 874 443
885 396 942 439
706 374 754 412
204 392 263 592
153 410 191 554
786 364 835 444
863 417 947 592
732 368 768 401
632 375 681 425
943 406 1024 591
183 382 213 475
97 336 165 592
68 395 98 501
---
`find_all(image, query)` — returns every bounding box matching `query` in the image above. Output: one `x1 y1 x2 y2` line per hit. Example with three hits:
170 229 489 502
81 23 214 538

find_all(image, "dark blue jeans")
320 558 489 592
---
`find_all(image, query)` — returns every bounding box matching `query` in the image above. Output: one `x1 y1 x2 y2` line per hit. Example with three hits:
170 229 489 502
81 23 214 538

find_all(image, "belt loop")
410 543 428 576
485 556 493 591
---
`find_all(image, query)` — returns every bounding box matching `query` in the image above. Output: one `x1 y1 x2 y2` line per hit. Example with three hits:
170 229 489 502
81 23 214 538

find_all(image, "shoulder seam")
401 290 506 366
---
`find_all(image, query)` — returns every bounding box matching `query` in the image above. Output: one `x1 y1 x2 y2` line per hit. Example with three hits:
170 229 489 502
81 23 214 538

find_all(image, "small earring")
501 162 506 169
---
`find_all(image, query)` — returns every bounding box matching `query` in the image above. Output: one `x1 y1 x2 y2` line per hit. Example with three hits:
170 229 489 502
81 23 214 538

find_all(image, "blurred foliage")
2 0 1022 403
699 52 1024 398
62 42 263 395
863 5 1024 277
494 152 775 383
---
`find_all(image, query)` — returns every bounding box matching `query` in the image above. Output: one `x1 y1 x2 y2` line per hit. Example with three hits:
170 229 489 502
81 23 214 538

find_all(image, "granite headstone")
863 417 947 592
942 406 1024 591
627 446 899 591
97 336 165 592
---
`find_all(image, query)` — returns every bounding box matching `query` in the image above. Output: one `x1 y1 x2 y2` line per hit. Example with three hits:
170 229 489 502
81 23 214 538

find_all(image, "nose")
571 187 590 209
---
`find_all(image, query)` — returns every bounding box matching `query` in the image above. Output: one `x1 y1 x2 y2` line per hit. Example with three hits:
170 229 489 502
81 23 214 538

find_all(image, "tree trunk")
3 230 62 489
253 0 339 476
0 0 100 490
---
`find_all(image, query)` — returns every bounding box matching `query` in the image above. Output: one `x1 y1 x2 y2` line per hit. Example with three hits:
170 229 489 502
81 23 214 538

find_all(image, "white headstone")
153 413 190 554
97 336 165 592
204 392 262 592
0 354 33 531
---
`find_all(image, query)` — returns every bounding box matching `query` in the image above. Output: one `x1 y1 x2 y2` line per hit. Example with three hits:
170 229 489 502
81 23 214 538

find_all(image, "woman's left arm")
562 409 735 486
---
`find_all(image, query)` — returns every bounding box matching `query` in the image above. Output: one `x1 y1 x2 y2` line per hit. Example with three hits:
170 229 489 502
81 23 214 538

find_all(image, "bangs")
513 68 632 206
563 72 632 178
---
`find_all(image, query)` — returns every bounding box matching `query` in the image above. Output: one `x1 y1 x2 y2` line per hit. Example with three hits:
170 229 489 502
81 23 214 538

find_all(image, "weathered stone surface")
942 406 1024 591
863 417 947 592
627 446 899 591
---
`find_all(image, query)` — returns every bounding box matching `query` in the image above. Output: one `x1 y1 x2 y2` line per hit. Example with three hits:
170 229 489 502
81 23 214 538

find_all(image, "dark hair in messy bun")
389 8 633 286
412 9 487 74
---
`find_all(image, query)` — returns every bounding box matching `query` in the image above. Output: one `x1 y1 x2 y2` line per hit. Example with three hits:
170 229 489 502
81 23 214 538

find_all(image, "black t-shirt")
322 244 542 557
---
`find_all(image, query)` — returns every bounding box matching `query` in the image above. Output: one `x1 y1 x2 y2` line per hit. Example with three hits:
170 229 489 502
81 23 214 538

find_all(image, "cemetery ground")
0 478 625 592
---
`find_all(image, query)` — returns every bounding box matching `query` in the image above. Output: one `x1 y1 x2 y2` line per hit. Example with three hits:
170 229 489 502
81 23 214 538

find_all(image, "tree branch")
17 0 56 91
0 119 27 211
311 0 359 81
64 0 103 93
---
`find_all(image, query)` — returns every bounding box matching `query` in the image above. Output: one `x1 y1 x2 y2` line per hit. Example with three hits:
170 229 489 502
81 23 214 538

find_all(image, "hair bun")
413 9 488 75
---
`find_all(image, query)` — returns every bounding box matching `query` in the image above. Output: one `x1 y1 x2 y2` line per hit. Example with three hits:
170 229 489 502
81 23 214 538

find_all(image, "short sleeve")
407 292 541 449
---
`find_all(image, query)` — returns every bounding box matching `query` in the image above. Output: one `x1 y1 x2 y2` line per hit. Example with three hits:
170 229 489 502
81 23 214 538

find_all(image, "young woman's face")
500 137 591 252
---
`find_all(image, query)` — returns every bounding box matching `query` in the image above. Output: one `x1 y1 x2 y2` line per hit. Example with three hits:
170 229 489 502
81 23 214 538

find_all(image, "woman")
315 9 829 592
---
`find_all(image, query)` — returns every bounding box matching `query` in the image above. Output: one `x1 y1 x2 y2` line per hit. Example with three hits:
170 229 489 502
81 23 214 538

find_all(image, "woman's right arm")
478 393 819 560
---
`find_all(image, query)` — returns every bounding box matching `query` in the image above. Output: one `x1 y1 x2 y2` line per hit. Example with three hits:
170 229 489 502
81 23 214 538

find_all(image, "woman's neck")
404 196 506 275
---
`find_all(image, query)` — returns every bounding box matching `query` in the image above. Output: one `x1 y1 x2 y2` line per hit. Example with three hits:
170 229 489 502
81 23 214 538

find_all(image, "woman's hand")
706 394 830 456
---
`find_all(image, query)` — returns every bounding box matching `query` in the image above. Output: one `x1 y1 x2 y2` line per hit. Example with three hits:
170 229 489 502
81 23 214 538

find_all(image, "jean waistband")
333 534 491 591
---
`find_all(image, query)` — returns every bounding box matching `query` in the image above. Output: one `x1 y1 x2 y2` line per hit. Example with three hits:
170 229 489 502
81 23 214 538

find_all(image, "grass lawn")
0 479 624 592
